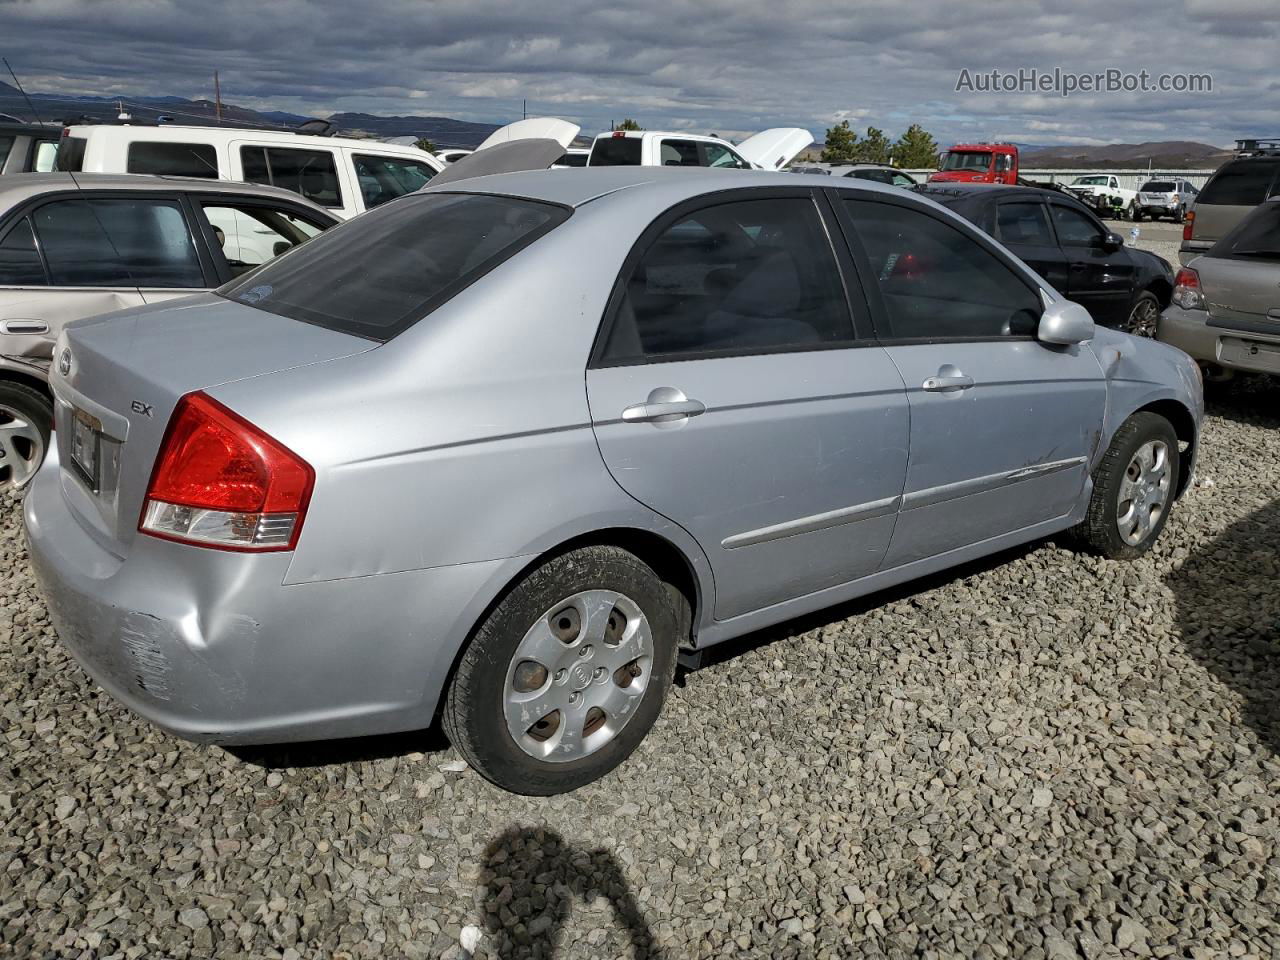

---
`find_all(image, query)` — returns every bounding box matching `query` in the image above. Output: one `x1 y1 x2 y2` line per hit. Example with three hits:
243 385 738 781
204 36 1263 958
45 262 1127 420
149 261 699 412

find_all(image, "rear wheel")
1123 291 1160 338
0 381 52 491
1132 205 1143 222
1174 205 1186 224
443 546 679 795
1072 412 1179 559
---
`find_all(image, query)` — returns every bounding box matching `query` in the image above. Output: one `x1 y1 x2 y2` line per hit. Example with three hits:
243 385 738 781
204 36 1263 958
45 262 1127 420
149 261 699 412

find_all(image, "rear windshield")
1199 159 1279 206
1211 201 1280 260
589 136 642 166
219 192 569 341
56 135 87 172
1140 181 1176 192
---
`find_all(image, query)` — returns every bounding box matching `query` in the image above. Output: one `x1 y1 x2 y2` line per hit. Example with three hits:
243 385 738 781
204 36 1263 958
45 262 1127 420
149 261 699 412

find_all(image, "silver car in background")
1160 196 1280 379
25 169 1203 794
1134 178 1199 223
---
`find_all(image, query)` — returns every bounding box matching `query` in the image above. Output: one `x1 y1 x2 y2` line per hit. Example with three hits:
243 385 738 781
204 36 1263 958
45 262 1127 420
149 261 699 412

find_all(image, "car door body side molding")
721 495 901 550
901 456 1088 512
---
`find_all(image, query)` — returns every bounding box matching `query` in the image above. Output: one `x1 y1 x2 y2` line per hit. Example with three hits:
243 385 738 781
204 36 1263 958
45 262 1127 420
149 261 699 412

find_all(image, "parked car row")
23 168 1202 795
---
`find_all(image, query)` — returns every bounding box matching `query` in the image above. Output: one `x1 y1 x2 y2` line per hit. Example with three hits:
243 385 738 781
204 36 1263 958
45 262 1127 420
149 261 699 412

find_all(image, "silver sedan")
25 169 1203 794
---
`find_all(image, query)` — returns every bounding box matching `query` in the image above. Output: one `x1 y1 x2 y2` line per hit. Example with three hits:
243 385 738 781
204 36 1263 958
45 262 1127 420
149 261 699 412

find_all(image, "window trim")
239 144 345 210
830 186 1049 346
0 215 51 287
0 189 216 291
188 192 340 285
588 186 874 370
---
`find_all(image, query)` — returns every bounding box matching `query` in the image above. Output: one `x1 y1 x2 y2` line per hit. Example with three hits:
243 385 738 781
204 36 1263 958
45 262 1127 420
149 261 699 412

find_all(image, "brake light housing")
140 392 314 551
1182 209 1195 243
1172 266 1206 311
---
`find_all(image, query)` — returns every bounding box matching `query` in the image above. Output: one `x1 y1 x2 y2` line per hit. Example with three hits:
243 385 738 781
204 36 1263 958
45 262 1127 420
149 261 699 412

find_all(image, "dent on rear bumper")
23 448 530 745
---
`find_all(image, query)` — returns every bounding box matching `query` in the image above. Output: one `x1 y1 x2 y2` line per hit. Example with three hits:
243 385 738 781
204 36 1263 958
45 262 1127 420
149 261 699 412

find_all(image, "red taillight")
1172 266 1206 311
140 392 313 551
1173 267 1199 290
1182 209 1195 242
612 131 625 138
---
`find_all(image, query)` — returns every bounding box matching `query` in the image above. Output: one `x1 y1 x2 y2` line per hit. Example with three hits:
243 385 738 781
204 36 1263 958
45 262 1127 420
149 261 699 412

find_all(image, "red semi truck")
928 142 1019 184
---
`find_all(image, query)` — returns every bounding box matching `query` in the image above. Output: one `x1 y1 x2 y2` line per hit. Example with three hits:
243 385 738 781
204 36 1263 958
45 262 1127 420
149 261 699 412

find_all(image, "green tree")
858 126 892 164
892 124 939 168
414 137 437 153
820 120 859 163
615 118 642 131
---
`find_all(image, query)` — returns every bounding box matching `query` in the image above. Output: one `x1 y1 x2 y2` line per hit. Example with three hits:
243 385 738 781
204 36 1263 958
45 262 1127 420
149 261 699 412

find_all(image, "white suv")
56 124 445 220
587 128 812 171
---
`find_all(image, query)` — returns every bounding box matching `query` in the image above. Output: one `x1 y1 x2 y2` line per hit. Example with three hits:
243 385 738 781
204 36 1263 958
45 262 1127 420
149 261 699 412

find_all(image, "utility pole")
214 71 222 124
522 98 527 120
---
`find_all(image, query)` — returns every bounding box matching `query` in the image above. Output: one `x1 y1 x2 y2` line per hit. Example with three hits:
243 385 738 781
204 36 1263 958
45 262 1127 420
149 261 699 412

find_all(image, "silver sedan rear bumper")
1159 304 1280 375
23 446 524 745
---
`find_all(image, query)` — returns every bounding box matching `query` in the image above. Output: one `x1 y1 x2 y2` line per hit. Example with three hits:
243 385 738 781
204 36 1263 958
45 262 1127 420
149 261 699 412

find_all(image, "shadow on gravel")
1169 499 1280 755
1203 376 1280 429
478 826 663 959
227 725 450 769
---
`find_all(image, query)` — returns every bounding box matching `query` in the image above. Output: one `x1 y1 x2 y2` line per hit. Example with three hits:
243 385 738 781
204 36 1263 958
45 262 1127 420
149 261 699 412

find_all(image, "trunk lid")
474 117 580 152
50 293 376 555
1195 255 1280 326
735 128 813 170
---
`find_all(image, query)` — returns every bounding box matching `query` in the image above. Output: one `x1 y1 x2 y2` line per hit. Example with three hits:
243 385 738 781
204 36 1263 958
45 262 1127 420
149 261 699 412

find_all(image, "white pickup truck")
587 128 812 171
1066 174 1139 219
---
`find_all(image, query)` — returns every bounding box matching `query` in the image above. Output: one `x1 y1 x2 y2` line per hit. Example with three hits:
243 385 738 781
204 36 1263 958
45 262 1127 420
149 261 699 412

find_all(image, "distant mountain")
1021 140 1230 168
0 82 502 148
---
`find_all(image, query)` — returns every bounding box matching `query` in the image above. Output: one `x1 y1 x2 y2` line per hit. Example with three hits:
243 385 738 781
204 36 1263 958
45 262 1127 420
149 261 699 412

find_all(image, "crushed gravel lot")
2 378 1279 959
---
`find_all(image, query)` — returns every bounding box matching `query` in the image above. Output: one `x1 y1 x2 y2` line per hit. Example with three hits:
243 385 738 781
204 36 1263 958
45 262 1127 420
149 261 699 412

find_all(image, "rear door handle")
0 318 49 335
922 374 974 392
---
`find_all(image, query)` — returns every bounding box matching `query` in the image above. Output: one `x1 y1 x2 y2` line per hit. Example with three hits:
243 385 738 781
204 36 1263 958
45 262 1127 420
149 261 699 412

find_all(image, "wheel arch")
1134 397 1197 499
0 366 54 404
1144 276 1172 308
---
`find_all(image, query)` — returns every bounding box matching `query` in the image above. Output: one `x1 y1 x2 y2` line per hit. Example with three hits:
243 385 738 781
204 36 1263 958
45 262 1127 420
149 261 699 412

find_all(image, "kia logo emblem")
58 348 72 377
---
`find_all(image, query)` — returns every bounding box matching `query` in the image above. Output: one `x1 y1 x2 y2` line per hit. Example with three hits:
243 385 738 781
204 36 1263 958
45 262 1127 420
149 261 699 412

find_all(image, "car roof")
0 172 336 216
0 121 57 136
65 124 436 158
916 183 1068 203
426 166 903 209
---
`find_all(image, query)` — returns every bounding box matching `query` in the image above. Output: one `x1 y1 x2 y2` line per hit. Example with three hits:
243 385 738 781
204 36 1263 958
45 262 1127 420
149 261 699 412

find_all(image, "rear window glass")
1212 202 1280 261
127 141 219 178
241 145 343 207
56 136 86 172
589 137 642 166
1199 159 1279 206
219 192 569 341
1140 181 1176 192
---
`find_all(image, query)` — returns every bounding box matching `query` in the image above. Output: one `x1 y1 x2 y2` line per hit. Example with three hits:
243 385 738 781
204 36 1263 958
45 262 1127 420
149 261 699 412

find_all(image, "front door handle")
621 387 706 423
922 365 975 392
0 318 49 335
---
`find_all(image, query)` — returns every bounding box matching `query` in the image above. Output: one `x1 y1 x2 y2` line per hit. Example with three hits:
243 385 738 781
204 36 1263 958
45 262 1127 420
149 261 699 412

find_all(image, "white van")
56 124 445 220
587 128 813 171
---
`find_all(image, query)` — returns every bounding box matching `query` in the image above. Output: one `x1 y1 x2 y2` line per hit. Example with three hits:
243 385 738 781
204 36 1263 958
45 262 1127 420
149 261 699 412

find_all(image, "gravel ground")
2 380 1279 959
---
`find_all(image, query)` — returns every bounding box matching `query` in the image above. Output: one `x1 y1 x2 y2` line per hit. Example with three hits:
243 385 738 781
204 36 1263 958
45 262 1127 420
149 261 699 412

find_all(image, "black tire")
0 380 53 491
443 545 679 795
1174 206 1185 224
1072 412 1180 559
1132 206 1144 222
1126 201 1137 221
1123 290 1160 337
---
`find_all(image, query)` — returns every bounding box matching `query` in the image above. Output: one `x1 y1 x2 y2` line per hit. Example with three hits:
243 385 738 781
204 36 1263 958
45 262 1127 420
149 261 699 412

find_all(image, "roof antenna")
3 57 49 127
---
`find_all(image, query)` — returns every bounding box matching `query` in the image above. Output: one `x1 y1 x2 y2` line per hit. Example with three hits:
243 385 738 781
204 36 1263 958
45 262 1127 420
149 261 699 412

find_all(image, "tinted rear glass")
559 152 588 167
56 135 86 172
219 192 569 341
1212 201 1280 260
1141 181 1176 192
1199 159 1279 206
127 141 219 178
589 137 642 166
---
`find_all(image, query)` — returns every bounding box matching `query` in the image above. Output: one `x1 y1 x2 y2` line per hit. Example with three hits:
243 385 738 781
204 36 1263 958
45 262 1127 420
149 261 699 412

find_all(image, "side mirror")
1038 299 1095 346
272 240 293 257
1100 231 1123 251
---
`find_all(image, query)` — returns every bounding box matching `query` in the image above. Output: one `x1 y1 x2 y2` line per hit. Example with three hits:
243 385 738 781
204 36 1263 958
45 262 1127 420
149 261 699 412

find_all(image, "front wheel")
443 546 679 795
1126 201 1137 221
1072 412 1179 559
0 380 52 492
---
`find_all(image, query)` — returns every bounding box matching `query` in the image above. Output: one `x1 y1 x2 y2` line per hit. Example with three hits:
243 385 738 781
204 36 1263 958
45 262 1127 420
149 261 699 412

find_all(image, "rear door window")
996 202 1054 246
241 146 343 208
352 154 438 209
220 192 568 340
31 196 204 288
0 218 47 285
1199 159 1279 206
659 139 702 167
589 136 642 166
599 197 855 363
198 201 330 278
127 141 219 178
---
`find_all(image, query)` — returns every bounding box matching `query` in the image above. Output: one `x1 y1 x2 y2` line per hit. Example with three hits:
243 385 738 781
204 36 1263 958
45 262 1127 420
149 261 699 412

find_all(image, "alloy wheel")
1116 439 1171 546
1126 298 1159 338
0 405 44 491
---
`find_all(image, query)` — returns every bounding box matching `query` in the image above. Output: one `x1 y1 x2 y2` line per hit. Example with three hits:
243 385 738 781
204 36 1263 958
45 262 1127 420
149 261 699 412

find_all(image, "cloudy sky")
2 0 1276 146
